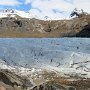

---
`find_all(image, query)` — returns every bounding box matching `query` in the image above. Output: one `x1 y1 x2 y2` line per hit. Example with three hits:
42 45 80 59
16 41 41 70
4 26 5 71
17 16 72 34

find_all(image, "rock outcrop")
31 82 76 90
0 69 33 90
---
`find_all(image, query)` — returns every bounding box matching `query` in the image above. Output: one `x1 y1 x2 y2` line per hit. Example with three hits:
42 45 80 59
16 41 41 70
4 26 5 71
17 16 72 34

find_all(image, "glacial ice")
0 38 90 78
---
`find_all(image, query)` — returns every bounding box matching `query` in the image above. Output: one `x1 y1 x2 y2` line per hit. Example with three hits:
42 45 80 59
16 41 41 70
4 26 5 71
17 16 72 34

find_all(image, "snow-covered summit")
0 9 34 19
0 8 69 20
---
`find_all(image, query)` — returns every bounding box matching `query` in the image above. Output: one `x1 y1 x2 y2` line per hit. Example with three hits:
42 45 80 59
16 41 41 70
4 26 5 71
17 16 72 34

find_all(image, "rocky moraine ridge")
0 14 90 37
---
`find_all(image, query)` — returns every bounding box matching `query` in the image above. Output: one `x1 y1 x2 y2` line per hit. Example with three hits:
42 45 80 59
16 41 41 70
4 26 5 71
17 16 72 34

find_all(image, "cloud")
25 0 33 4
74 0 90 13
27 0 73 20
25 0 90 20
0 0 21 6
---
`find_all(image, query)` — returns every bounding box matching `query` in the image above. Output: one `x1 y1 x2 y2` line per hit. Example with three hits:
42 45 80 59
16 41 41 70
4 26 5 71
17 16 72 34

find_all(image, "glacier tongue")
0 38 90 78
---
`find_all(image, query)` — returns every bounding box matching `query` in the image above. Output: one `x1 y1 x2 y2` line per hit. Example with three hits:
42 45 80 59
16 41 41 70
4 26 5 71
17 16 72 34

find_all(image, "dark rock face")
0 69 33 90
76 24 90 37
0 15 90 37
14 20 22 27
31 82 76 90
0 71 14 86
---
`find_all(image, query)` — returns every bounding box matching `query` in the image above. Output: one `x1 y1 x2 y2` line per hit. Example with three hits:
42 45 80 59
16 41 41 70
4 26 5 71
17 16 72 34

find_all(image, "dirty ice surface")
0 38 90 78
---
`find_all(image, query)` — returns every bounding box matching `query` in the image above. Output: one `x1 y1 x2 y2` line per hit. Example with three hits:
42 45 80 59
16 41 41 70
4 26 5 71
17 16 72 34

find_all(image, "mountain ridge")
0 8 90 38
0 14 90 37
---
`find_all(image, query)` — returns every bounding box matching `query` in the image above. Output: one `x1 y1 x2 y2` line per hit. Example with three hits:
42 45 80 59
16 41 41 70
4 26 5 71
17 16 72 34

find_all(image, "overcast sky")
0 0 90 19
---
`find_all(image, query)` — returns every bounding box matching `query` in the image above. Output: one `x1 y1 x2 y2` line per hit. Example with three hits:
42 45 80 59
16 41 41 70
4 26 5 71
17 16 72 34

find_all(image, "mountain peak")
0 8 34 19
3 8 16 13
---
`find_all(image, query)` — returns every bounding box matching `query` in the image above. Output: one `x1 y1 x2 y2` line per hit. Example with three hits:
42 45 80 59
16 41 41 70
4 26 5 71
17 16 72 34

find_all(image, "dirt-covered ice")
0 38 90 78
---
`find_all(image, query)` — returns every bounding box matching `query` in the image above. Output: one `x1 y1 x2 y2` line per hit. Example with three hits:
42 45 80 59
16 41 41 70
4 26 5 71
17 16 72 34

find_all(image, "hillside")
0 14 90 37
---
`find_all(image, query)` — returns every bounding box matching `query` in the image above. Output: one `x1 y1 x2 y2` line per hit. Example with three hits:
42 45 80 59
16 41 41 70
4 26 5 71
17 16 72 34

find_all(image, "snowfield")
0 9 34 19
0 9 70 20
0 38 90 78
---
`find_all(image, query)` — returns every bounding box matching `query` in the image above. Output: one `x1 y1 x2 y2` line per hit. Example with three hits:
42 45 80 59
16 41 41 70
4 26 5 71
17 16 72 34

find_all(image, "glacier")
0 38 90 78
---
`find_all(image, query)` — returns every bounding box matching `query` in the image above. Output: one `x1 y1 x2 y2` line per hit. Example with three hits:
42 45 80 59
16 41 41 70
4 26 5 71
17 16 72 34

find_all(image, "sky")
0 0 90 19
